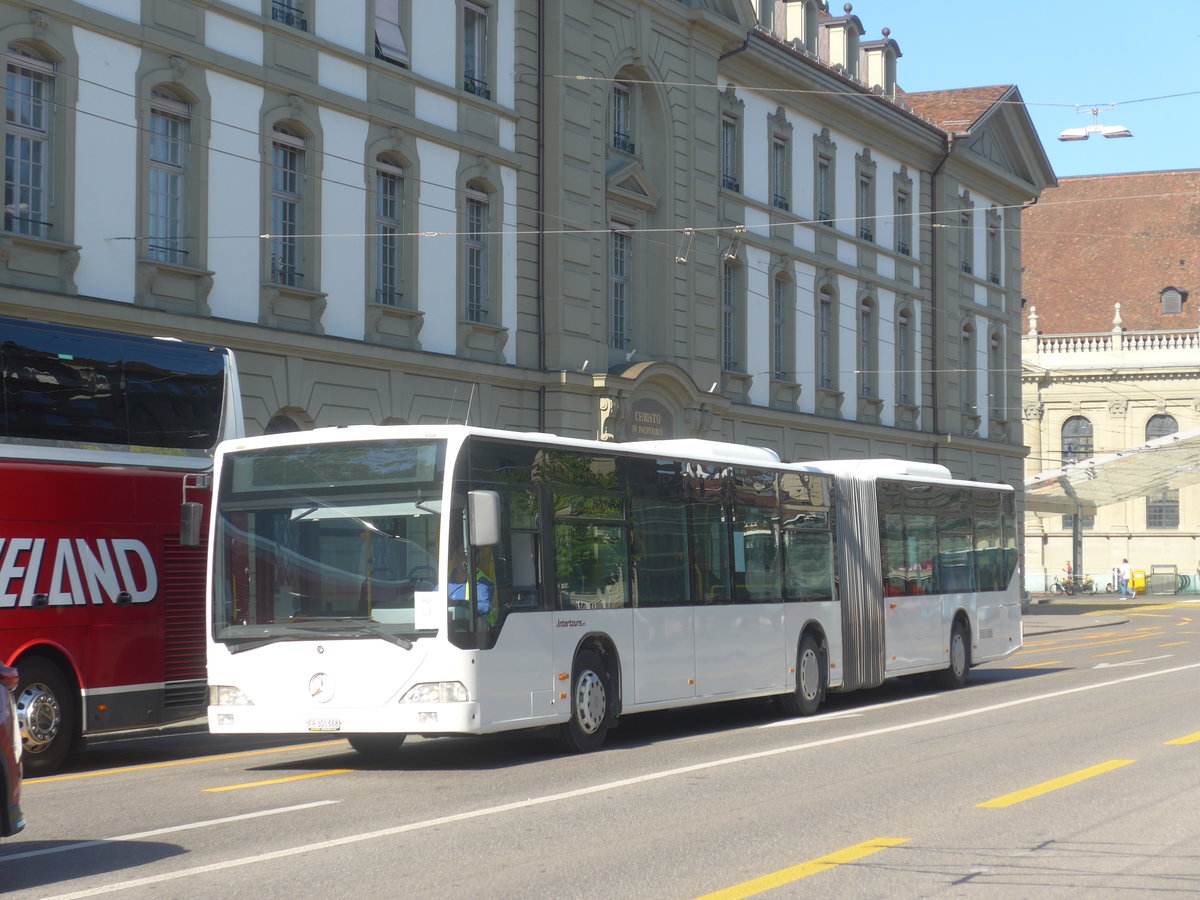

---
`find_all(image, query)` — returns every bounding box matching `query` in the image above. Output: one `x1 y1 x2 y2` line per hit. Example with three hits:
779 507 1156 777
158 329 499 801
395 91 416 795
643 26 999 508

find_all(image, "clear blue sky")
855 0 1200 179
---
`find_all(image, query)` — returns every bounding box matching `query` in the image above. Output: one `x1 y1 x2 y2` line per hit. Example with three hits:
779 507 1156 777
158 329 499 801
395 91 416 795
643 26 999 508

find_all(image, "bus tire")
347 734 407 758
557 649 612 753
777 633 823 717
15 657 74 775
936 620 970 690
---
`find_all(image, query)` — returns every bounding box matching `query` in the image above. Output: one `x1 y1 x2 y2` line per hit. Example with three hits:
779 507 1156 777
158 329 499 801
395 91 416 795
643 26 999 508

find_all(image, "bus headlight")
400 682 468 703
210 685 255 706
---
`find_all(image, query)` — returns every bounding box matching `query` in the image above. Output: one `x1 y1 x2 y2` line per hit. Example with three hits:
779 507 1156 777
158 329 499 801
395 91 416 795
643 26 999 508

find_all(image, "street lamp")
1058 105 1132 141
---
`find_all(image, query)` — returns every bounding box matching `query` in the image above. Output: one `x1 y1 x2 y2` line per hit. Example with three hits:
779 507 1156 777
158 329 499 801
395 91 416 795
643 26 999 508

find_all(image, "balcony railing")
4 214 52 239
464 76 492 100
612 131 635 154
271 1 308 31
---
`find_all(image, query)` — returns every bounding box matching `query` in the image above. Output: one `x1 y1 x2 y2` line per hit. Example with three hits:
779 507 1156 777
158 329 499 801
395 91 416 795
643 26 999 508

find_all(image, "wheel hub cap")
799 649 820 701
17 683 61 753
575 670 606 735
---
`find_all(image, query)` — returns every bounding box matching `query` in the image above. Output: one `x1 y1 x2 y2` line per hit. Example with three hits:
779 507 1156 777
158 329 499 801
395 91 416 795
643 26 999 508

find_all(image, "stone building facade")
1022 171 1200 592
2 0 1051 489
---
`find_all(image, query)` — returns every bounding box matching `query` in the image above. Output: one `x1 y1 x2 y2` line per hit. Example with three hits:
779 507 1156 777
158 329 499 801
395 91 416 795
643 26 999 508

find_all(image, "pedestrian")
1118 558 1134 599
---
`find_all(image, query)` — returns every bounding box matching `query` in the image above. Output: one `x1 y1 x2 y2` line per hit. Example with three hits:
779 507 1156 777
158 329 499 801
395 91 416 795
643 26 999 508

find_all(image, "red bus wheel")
15 658 74 774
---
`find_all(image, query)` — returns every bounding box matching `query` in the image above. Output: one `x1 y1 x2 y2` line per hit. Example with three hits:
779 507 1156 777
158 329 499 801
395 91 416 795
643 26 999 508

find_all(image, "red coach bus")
1 315 242 772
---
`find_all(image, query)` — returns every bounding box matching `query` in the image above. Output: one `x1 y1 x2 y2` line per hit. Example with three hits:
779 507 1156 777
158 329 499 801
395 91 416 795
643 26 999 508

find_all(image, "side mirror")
468 490 501 547
180 501 204 547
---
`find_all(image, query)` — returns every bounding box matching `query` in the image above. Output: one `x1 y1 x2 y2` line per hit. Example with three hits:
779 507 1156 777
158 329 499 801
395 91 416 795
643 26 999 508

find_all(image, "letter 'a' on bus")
205 426 1021 760
0 316 243 772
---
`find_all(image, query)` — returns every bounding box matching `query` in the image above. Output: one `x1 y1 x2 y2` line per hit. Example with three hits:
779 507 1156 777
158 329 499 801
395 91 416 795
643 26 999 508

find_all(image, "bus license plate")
306 717 342 732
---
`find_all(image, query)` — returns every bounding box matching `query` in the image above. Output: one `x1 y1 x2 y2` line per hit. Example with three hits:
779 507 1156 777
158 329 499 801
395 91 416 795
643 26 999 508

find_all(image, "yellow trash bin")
1131 570 1146 594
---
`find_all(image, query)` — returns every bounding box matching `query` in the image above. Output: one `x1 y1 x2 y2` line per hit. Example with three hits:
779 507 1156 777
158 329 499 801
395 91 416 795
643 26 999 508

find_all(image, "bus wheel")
15 658 74 775
557 650 611 753
347 734 407 759
936 620 971 690
778 633 823 717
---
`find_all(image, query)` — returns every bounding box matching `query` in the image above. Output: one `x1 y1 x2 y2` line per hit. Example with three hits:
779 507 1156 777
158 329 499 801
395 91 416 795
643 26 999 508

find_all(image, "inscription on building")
630 399 672 438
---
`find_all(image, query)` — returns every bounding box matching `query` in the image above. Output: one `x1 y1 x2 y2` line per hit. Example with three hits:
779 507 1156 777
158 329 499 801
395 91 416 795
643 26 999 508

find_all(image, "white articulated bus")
206 426 1022 755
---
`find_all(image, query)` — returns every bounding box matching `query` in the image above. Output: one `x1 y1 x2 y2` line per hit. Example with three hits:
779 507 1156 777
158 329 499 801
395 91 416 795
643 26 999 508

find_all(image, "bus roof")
218 425 1010 490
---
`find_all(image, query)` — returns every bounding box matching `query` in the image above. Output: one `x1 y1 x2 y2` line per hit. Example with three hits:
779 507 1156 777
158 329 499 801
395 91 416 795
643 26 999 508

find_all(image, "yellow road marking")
1093 650 1131 657
28 740 349 785
1160 641 1188 647
1012 660 1061 669
694 838 908 900
1014 632 1164 656
204 769 354 792
1165 732 1200 746
977 760 1135 808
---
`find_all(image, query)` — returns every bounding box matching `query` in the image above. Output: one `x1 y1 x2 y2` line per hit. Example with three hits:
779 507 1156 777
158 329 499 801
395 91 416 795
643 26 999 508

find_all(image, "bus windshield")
1 316 228 453
212 439 445 646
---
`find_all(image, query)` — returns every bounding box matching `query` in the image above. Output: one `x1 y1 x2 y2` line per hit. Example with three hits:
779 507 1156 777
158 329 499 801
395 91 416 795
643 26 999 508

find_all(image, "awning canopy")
1025 426 1200 517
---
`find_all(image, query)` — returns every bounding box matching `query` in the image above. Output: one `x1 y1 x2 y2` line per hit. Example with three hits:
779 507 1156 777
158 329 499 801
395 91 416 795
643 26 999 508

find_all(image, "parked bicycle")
1050 575 1095 596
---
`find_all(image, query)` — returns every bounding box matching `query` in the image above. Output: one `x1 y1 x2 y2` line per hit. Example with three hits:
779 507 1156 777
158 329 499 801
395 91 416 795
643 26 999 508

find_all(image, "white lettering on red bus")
0 538 158 607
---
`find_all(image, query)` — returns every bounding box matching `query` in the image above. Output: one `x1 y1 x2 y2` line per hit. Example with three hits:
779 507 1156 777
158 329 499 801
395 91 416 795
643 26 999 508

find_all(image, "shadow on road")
0 839 184 892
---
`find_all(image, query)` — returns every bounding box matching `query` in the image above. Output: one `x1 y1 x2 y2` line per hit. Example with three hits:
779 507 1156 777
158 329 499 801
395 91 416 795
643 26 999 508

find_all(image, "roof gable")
905 84 1055 192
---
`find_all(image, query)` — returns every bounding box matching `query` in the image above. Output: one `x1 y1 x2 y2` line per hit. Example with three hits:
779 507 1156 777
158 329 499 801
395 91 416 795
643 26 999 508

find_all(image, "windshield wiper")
223 631 310 654
222 617 414 653
287 616 414 651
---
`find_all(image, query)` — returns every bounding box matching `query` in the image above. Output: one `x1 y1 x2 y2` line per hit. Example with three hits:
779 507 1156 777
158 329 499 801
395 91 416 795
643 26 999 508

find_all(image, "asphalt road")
3 601 1199 899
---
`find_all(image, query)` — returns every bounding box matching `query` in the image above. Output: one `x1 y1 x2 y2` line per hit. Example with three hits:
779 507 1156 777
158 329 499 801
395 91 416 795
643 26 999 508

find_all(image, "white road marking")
38 661 1200 899
1094 654 1174 669
0 802 339 863
759 691 935 727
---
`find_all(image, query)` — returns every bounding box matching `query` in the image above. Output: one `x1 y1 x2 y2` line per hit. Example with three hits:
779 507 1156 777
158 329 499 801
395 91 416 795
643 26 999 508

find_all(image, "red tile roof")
1021 171 1200 334
902 85 1012 132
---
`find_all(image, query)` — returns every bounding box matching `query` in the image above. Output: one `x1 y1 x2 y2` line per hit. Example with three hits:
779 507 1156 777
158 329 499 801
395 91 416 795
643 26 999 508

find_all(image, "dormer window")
861 30 901 98
822 6 864 78
1160 286 1186 315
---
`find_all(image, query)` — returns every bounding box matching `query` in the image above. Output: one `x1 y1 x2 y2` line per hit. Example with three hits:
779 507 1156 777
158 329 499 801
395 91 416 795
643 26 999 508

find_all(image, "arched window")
374 154 406 306
1061 415 1095 530
464 182 490 322
146 88 190 264
269 124 307 286
960 322 976 412
721 258 743 372
1146 413 1178 440
609 222 631 350
858 297 876 398
1146 414 1180 529
5 45 54 238
772 273 794 381
895 307 914 406
611 80 634 153
1060 415 1093 462
988 329 1005 421
816 286 836 391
